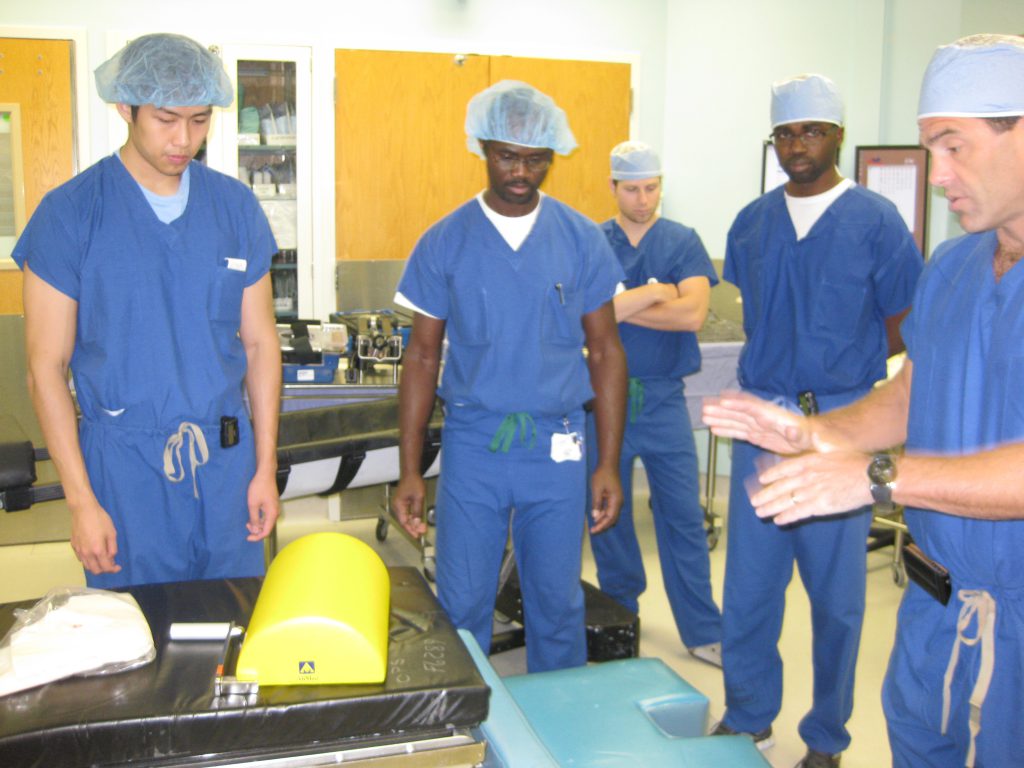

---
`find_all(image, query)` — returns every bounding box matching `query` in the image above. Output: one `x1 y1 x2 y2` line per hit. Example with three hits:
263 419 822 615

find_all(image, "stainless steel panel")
336 260 407 314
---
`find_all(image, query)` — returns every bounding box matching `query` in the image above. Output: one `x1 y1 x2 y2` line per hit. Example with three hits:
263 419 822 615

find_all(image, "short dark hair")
985 116 1020 134
131 105 139 121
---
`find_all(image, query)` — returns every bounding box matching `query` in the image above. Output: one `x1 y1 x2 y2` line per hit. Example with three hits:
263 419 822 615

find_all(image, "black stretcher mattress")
0 567 489 768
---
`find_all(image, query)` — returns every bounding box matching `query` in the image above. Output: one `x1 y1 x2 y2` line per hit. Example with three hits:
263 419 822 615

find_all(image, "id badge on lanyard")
550 416 582 462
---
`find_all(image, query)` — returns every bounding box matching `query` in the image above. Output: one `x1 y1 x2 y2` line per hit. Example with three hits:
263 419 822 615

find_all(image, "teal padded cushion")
456 629 558 767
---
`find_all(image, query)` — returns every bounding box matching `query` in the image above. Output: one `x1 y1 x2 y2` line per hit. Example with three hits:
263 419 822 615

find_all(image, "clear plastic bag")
0 587 155 697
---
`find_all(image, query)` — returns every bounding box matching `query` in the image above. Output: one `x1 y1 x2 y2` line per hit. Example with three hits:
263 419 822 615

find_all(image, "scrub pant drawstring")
941 588 996 768
162 422 209 499
489 413 537 453
628 377 645 424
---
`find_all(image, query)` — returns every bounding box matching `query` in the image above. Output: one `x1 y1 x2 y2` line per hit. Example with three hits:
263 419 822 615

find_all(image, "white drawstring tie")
162 422 209 499
941 588 996 768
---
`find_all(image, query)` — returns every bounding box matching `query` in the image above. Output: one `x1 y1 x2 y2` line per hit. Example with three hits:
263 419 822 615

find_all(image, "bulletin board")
855 146 929 255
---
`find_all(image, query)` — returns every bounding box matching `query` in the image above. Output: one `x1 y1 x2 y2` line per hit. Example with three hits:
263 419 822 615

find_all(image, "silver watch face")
869 455 896 485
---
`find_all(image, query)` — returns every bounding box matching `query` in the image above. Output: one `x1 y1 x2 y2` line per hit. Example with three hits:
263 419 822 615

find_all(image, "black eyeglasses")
487 148 552 172
769 124 837 146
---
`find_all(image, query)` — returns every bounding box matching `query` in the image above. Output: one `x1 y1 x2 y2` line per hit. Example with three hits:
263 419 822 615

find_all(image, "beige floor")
585 491 903 768
2 470 903 768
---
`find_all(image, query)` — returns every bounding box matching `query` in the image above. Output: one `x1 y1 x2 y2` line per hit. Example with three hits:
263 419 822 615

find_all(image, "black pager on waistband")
221 416 239 448
798 390 819 416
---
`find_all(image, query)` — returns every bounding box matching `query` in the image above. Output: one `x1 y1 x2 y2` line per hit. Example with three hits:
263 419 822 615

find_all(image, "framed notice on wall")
855 146 929 255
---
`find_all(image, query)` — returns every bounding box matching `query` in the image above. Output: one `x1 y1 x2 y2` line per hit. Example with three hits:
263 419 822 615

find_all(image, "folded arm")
613 276 711 332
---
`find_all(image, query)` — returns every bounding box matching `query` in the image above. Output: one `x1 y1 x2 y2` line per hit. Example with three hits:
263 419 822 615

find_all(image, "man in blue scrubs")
587 141 722 666
709 75 922 767
392 80 627 673
705 35 1024 768
15 34 281 588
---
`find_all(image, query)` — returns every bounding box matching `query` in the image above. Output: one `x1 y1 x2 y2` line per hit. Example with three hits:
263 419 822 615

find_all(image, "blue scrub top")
725 184 922 399
902 230 1024 589
398 197 623 416
602 217 718 380
13 155 275 429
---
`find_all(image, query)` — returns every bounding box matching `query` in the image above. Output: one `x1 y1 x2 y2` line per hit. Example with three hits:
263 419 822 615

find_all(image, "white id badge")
551 431 582 462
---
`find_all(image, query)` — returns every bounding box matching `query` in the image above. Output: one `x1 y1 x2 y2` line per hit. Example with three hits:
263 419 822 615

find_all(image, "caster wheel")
893 563 907 587
706 528 720 552
375 517 389 542
426 505 437 526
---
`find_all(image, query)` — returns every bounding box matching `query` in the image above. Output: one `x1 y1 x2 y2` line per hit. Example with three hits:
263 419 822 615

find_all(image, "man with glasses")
587 141 723 667
392 80 627 673
705 36 1024 768
709 74 921 767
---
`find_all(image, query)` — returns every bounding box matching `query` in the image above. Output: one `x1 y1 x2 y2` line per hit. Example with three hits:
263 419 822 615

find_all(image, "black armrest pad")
0 416 36 490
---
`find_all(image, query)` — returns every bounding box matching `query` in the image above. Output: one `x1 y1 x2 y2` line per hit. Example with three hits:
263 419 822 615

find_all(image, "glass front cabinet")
209 45 313 321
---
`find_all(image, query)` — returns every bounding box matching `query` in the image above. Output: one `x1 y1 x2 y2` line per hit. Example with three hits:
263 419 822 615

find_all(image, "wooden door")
335 50 630 263
0 38 75 315
335 50 489 263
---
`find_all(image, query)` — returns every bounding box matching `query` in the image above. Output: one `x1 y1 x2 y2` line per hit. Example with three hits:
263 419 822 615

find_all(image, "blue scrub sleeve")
241 194 276 286
581 227 625 314
396 232 450 320
900 238 952 362
674 230 719 287
867 210 923 318
11 191 82 300
722 219 743 289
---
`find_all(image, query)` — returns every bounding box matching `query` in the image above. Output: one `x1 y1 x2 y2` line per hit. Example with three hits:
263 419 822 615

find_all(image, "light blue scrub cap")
465 80 577 158
610 141 662 180
918 34 1024 119
95 33 233 108
770 74 844 129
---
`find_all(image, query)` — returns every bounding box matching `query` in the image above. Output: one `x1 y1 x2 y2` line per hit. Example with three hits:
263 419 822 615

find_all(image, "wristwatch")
867 453 897 507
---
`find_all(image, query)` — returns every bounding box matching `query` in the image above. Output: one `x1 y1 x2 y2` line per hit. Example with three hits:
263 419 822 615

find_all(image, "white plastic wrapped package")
0 587 155 698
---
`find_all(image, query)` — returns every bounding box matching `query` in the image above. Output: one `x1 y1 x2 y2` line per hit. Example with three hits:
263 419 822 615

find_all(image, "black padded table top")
0 567 489 768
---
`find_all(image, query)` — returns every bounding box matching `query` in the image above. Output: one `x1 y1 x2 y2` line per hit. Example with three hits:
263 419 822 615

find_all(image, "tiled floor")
2 469 904 767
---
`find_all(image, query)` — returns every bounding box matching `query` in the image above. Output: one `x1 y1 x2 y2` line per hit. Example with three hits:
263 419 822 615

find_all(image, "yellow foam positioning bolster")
236 532 390 685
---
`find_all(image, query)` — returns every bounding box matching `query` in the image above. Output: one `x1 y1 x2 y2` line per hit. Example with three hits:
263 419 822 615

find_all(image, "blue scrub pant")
435 407 588 673
883 581 1024 767
80 416 265 588
587 380 721 648
721 438 870 755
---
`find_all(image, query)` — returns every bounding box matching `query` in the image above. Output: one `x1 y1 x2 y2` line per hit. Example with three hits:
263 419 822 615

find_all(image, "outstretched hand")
702 391 815 455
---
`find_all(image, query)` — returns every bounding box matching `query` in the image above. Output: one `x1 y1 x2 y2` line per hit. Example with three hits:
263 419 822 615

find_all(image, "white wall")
659 0 1024 263
4 0 668 179
5 0 668 318
662 0 889 262
5 0 1024 280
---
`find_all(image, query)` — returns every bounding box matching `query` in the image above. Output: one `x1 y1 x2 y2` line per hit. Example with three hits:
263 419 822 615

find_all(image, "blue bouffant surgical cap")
918 34 1024 119
465 80 577 157
95 33 233 108
770 74 844 129
610 141 661 180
